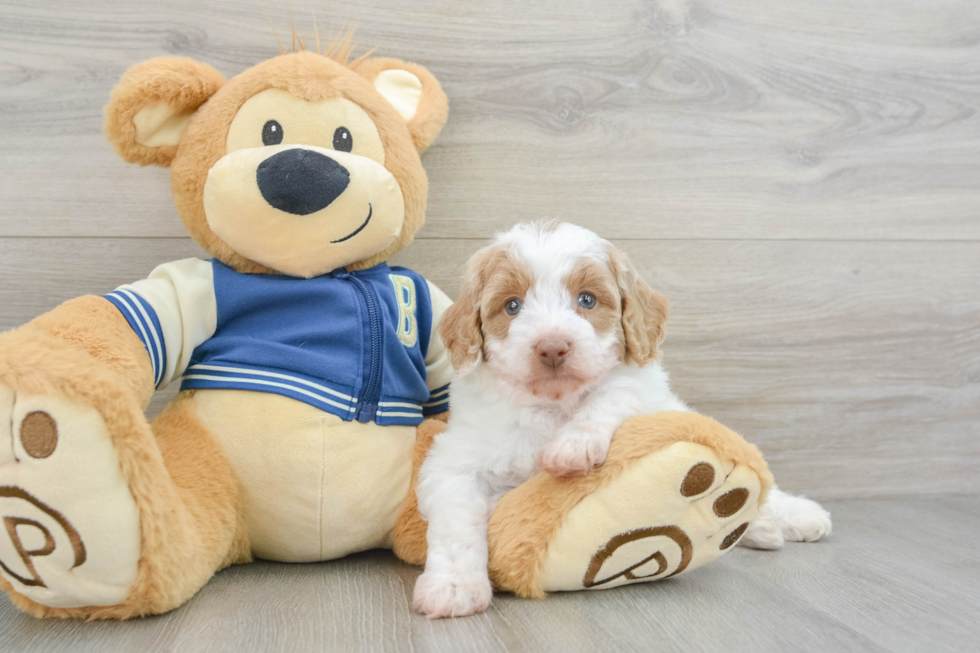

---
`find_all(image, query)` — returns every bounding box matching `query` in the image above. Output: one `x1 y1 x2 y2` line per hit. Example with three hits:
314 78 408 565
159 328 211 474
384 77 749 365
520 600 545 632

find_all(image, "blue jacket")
105 259 452 427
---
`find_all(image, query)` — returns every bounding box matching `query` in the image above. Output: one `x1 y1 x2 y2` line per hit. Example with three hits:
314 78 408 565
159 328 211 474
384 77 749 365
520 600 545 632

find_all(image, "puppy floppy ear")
439 245 499 372
104 57 224 167
354 57 448 153
610 247 670 366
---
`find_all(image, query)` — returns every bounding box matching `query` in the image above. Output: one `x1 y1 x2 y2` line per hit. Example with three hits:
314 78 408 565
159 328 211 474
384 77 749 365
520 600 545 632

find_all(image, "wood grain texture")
0 0 979 239
1 2 979 645
0 237 976 498
1 496 977 652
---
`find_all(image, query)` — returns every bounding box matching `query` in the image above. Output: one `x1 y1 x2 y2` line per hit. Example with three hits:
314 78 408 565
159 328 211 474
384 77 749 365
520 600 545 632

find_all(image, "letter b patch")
389 274 418 347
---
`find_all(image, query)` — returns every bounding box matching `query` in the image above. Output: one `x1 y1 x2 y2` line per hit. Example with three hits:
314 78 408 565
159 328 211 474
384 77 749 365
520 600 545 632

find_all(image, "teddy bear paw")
534 441 764 592
0 384 141 609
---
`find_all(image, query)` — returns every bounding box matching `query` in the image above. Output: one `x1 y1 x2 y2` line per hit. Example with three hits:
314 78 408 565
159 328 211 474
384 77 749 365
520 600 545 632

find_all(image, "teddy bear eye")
262 120 283 146
578 292 597 310
333 126 353 153
504 298 523 316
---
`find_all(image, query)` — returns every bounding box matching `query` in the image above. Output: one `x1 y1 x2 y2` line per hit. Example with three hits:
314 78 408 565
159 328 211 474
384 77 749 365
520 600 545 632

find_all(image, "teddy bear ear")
354 57 448 153
104 57 225 167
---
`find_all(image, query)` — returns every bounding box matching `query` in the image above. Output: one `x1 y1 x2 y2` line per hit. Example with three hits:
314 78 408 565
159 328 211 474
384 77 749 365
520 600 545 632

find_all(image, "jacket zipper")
348 273 383 422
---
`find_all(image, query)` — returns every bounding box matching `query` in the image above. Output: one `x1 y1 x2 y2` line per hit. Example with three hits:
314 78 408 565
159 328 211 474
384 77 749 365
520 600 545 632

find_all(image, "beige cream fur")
3 47 450 618
1 45 773 620
104 52 447 274
192 389 418 562
391 410 772 598
104 57 225 168
0 328 244 618
486 411 772 598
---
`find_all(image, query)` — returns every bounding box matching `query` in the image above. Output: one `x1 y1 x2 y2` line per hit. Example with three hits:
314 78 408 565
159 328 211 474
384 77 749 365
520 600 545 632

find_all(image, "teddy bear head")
104 49 448 278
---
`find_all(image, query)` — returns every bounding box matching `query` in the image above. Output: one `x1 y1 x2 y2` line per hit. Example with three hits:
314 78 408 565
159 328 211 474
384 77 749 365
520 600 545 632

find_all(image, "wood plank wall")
1 0 978 499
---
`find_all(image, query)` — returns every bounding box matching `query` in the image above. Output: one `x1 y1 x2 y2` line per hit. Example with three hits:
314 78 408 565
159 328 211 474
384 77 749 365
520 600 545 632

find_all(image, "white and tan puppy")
413 222 831 619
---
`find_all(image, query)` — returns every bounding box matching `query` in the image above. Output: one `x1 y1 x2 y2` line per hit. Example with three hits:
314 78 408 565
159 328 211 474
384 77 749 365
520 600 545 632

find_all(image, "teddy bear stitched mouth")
331 204 373 243
256 148 351 215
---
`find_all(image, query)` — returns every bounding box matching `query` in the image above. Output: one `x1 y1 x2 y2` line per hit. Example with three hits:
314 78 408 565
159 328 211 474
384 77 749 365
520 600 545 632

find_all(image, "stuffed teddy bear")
0 46 773 619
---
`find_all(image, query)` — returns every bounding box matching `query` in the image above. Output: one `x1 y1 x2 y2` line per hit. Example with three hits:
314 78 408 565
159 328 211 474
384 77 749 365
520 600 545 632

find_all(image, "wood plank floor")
1 496 977 653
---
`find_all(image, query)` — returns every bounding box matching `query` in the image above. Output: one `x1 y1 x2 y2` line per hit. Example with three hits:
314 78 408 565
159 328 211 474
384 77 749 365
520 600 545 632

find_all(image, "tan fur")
3 47 453 618
29 296 156 409
441 241 667 371
485 411 773 598
354 57 449 154
387 410 772 599
391 418 447 566
105 52 448 276
439 244 538 368
104 57 225 167
479 253 535 345
0 327 245 618
439 245 500 369
609 247 669 365
3 48 451 619
4 46 770 619
565 258 623 355
149 391 252 573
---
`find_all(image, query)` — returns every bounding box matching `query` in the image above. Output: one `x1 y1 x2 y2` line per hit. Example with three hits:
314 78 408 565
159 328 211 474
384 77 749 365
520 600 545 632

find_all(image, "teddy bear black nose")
256 148 351 215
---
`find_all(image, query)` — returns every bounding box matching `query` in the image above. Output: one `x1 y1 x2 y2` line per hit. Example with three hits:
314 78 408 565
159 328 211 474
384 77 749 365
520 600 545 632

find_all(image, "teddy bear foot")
486 412 773 598
536 440 762 592
0 383 141 609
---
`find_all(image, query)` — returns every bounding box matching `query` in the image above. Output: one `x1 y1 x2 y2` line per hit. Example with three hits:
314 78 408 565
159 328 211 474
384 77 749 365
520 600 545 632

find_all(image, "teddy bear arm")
28 295 156 407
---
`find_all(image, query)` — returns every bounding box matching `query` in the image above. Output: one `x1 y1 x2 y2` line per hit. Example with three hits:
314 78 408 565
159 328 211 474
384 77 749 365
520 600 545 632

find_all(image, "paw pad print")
1 409 87 589
0 388 141 608
18 411 59 459
0 486 86 588
579 455 756 590
584 525 692 587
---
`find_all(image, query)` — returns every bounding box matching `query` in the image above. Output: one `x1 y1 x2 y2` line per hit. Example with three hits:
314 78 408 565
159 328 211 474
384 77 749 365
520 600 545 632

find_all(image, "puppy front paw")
538 428 611 478
413 571 493 619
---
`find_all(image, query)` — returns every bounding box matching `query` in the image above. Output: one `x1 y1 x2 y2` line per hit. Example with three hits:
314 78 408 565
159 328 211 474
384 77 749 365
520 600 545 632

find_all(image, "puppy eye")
262 120 283 146
504 298 523 316
333 126 353 152
578 292 597 310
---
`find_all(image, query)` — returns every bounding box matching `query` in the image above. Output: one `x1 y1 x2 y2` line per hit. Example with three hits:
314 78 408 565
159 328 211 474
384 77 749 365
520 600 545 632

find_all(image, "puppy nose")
535 339 570 368
257 148 350 215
